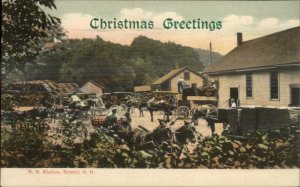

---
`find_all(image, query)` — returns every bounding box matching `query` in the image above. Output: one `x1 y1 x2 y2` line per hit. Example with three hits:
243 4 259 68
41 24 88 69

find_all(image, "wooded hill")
26 36 221 91
193 48 223 68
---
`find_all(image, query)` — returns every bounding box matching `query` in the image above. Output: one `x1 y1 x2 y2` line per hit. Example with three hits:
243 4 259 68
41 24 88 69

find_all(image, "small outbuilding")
80 80 105 96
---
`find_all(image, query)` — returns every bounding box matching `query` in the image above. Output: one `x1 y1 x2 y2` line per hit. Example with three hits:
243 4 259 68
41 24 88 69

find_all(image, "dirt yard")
129 108 223 138
44 108 224 147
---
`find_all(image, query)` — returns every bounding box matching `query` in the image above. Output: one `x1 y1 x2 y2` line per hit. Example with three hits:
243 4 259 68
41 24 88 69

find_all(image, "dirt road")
129 108 223 138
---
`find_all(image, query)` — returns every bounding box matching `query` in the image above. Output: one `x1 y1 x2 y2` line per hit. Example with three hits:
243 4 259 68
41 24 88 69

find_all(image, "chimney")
237 32 243 46
175 63 180 69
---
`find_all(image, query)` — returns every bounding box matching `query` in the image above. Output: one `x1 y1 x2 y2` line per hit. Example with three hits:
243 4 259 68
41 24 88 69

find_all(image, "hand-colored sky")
51 0 299 54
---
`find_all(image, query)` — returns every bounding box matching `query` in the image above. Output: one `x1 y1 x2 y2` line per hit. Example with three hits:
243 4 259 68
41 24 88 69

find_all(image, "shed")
80 80 105 96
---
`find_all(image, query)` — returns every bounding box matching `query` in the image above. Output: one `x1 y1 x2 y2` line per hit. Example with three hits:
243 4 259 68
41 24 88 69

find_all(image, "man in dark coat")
106 109 118 127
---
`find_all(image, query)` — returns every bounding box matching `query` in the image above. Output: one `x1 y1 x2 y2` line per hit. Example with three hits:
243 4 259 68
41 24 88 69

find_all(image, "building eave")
151 66 204 85
206 62 300 75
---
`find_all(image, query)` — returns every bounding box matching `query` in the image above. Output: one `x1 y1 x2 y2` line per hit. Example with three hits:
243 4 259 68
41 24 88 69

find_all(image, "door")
291 87 300 106
229 87 239 107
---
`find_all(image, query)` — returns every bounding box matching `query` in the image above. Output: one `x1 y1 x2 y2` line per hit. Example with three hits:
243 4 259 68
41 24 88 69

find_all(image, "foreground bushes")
183 131 299 168
1 118 299 168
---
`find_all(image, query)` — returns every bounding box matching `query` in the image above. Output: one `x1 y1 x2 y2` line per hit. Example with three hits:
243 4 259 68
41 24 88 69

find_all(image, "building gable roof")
83 80 106 89
204 26 300 74
152 66 203 85
13 80 79 95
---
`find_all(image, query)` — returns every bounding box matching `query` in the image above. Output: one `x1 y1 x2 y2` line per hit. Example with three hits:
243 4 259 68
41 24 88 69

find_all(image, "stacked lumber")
217 108 239 133
218 108 228 123
218 107 291 133
240 108 257 131
257 108 290 130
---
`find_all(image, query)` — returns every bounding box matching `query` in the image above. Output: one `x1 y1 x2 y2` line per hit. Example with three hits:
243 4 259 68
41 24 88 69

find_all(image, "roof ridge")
86 80 105 89
152 66 203 85
204 26 300 74
244 26 300 44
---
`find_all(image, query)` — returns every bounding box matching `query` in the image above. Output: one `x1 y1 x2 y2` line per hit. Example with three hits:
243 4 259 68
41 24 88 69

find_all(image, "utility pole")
209 42 213 65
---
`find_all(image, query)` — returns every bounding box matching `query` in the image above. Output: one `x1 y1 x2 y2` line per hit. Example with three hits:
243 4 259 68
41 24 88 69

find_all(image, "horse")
27 107 49 119
173 121 199 145
2 107 50 132
192 104 218 134
127 119 200 154
107 121 133 144
127 119 175 150
138 99 175 122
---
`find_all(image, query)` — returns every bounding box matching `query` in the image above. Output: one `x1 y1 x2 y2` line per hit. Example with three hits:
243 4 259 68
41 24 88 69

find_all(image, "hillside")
26 36 217 91
193 48 223 68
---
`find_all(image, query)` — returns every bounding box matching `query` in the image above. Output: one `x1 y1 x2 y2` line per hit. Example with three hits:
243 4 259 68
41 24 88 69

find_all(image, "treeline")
26 36 204 91
193 48 223 68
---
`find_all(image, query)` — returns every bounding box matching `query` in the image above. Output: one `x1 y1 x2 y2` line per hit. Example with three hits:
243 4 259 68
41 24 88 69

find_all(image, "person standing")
147 96 155 108
177 79 186 93
124 108 132 131
230 98 237 108
147 96 156 122
50 102 57 123
125 108 132 124
138 101 144 117
106 109 118 127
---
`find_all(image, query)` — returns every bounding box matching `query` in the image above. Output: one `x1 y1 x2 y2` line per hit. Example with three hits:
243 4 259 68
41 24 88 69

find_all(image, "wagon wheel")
175 106 190 118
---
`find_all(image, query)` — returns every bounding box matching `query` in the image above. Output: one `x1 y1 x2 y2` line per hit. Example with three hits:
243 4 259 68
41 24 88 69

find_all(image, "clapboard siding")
212 69 300 108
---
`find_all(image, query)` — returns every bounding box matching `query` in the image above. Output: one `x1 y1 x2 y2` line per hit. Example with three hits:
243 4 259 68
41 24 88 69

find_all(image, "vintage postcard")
1 0 300 186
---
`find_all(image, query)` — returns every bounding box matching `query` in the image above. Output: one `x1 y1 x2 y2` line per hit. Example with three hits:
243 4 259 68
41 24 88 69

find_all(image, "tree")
25 36 205 91
2 0 61 78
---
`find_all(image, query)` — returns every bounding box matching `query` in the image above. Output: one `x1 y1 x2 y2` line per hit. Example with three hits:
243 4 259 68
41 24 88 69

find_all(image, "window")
270 72 279 99
184 71 190 80
246 73 252 98
291 87 300 106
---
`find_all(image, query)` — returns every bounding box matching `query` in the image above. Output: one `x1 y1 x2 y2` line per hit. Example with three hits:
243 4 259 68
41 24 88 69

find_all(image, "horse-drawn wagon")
174 80 219 120
136 91 194 121
101 92 139 116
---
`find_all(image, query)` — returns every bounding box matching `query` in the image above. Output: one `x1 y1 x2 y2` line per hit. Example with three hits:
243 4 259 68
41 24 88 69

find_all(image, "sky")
50 0 299 54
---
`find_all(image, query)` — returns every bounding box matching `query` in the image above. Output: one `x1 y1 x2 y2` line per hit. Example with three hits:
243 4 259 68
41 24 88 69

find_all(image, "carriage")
133 90 199 121
78 93 109 116
101 92 139 116
50 92 109 122
176 82 219 118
